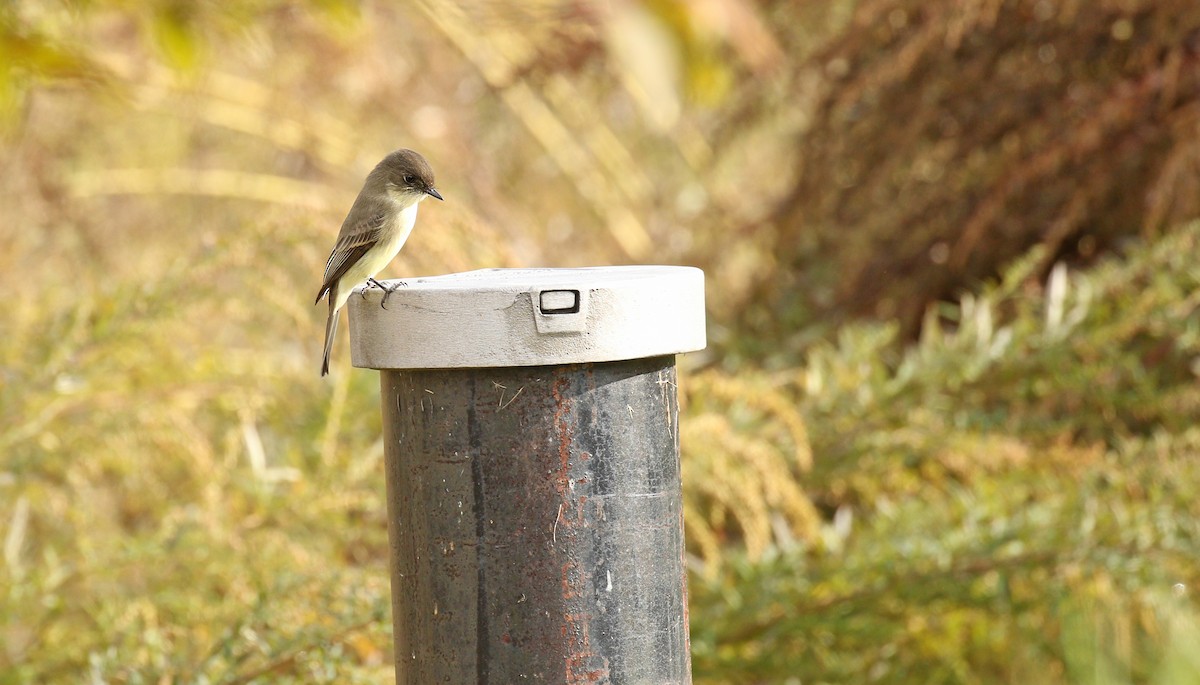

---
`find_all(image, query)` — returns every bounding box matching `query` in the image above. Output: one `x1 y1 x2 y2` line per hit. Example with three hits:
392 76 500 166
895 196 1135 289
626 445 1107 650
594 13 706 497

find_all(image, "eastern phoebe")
316 149 442 376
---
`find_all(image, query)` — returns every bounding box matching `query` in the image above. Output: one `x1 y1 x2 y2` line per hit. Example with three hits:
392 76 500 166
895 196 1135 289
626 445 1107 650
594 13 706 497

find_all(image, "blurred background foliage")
2 0 1200 683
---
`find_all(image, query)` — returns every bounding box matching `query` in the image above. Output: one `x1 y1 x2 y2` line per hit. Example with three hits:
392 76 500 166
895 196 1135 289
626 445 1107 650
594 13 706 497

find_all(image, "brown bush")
757 0 1200 336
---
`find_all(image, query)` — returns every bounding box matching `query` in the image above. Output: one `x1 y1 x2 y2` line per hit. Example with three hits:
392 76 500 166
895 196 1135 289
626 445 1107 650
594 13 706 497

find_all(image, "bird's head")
371 148 443 204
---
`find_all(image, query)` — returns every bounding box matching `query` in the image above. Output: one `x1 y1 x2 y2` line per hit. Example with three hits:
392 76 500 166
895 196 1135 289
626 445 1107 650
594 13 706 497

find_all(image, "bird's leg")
379 280 409 309
360 277 385 301
366 277 408 310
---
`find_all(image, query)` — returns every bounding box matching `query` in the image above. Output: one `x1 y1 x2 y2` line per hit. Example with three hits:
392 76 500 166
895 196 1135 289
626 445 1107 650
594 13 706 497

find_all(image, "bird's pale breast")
332 201 420 311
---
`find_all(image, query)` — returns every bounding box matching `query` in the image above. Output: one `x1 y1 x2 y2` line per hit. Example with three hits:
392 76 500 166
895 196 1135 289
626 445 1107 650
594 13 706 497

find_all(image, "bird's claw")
366 277 407 310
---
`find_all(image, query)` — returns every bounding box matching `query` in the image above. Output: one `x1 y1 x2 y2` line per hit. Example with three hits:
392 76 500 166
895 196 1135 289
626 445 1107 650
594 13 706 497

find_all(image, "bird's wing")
315 209 389 304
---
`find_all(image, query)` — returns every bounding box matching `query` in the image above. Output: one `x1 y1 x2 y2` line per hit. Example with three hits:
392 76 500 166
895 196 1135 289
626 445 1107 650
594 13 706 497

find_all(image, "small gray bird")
316 149 442 376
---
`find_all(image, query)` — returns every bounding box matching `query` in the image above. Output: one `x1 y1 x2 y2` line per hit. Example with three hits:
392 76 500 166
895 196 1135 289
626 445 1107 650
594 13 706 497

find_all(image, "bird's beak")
426 187 444 201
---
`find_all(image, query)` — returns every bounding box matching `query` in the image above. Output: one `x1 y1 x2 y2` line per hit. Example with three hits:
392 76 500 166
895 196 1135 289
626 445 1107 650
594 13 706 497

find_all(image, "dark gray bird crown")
371 148 437 195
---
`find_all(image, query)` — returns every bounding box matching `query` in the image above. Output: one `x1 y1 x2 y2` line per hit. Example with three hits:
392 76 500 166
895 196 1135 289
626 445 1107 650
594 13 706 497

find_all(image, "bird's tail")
321 284 339 376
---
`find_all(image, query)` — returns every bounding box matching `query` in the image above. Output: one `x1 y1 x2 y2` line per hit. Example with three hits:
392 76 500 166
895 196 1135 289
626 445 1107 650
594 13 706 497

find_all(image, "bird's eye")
403 174 416 185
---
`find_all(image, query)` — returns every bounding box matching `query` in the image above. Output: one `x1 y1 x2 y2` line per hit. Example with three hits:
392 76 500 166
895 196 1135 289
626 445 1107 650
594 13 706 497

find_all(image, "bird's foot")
366 277 407 309
360 278 382 301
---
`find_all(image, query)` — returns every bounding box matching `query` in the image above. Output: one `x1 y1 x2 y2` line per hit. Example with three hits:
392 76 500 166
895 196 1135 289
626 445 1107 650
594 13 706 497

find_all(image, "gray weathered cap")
347 266 706 369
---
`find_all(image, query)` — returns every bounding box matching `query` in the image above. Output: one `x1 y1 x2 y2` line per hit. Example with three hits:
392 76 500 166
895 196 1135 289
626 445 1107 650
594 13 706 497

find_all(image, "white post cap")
347 266 706 369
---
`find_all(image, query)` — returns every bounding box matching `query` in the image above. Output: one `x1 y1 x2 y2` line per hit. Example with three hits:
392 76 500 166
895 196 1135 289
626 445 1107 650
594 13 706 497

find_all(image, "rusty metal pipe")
380 357 689 683
347 266 705 683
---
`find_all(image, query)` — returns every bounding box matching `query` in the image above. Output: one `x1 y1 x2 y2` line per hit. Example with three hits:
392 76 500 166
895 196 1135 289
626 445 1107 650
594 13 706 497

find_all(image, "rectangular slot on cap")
539 289 580 314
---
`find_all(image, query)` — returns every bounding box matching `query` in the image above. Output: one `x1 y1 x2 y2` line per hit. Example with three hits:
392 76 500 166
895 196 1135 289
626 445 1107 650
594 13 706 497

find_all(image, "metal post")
348 267 706 684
